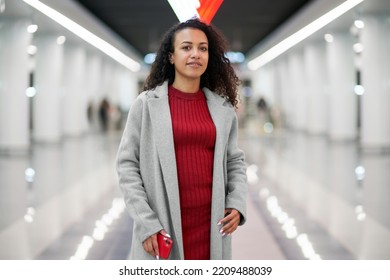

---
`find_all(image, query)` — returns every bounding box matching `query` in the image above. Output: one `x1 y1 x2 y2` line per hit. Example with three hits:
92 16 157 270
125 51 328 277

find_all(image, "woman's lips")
187 62 202 67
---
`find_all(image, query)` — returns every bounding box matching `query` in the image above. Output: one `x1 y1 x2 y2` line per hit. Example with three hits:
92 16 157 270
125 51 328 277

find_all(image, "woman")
117 18 247 260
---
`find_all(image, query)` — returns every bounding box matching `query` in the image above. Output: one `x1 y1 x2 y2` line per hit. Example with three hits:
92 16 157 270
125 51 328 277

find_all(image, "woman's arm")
224 112 248 227
116 96 163 243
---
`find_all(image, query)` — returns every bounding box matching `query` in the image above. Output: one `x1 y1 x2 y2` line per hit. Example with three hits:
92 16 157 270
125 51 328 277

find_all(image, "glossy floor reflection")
0 132 121 259
241 119 390 260
0 120 389 260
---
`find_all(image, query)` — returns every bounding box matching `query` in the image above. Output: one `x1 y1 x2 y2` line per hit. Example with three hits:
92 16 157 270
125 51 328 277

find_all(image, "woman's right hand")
142 229 168 259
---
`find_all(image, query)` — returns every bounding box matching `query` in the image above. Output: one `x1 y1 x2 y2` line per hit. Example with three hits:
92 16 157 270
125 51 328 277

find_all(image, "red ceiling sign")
197 0 224 25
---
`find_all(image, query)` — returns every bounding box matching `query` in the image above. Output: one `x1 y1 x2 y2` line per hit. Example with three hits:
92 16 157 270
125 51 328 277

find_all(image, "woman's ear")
168 53 174 64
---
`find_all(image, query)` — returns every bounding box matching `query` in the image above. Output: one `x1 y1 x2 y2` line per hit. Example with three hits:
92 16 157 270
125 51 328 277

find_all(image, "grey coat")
116 81 247 260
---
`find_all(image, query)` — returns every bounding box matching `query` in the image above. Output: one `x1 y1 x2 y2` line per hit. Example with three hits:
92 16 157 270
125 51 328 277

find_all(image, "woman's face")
170 27 209 84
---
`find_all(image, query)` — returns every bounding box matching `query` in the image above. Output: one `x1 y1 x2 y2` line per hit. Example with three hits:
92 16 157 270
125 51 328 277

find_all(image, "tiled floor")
1 116 389 260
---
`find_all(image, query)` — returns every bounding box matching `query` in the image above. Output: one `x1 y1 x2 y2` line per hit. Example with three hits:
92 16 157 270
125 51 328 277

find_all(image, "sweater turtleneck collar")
168 85 204 100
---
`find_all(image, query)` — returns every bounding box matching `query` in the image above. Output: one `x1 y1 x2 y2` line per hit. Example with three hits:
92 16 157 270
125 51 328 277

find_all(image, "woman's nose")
191 49 200 58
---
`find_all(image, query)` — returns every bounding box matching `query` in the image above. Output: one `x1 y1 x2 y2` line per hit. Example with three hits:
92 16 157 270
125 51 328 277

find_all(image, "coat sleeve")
116 96 163 242
225 111 248 225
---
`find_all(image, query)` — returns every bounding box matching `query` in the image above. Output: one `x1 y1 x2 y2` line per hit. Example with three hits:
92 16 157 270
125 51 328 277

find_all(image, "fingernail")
219 229 223 234
222 233 226 236
217 222 221 226
156 255 159 260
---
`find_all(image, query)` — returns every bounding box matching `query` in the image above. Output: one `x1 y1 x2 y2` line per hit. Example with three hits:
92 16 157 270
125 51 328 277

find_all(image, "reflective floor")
241 118 390 260
0 132 122 259
0 116 389 260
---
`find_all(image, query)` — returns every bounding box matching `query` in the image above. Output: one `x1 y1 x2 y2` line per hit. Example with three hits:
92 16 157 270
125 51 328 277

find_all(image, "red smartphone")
157 232 173 259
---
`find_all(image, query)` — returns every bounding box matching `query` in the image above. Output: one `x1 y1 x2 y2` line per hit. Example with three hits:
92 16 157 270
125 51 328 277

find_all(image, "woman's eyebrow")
180 41 208 45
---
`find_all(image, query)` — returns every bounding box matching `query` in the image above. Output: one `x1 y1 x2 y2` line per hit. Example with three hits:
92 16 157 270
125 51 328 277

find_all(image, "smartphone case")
157 232 173 259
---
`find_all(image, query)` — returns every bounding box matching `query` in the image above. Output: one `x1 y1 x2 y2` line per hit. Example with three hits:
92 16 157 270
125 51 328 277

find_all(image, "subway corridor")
1 116 389 260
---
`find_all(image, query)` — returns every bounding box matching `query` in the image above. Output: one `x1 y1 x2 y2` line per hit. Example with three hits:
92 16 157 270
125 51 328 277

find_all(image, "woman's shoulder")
203 87 235 110
133 88 158 103
137 83 168 101
134 90 149 101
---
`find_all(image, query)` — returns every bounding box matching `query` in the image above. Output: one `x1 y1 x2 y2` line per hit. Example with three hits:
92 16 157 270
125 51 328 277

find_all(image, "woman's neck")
172 79 200 93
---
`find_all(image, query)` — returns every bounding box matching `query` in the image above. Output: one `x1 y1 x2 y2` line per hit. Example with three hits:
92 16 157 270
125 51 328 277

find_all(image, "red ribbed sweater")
168 85 216 260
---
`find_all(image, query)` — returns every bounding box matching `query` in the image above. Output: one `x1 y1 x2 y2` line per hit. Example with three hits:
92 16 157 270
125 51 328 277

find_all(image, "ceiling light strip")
167 0 200 22
23 0 140 72
248 0 365 70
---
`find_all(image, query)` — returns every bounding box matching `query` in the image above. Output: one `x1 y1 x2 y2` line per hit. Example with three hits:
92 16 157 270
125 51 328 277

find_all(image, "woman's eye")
200 47 208 52
182 46 191 50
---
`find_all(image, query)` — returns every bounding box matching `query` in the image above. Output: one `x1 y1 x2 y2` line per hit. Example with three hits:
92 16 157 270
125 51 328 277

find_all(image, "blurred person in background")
256 96 270 133
98 98 110 132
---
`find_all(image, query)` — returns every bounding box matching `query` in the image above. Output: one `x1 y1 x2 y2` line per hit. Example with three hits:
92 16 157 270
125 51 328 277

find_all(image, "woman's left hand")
218 208 241 236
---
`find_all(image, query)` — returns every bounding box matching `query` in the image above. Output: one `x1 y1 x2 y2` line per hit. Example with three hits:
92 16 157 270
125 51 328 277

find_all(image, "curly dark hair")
143 18 240 108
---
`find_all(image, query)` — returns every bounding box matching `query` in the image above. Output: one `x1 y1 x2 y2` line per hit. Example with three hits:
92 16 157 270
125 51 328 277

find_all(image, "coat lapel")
203 88 231 158
147 84 184 259
203 88 231 259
